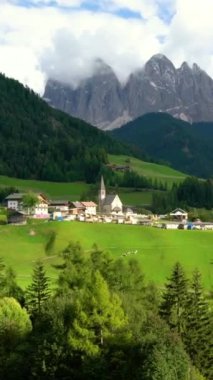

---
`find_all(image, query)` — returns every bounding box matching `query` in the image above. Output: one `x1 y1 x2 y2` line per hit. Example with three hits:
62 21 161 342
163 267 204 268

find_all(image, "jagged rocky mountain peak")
44 54 213 129
93 58 115 76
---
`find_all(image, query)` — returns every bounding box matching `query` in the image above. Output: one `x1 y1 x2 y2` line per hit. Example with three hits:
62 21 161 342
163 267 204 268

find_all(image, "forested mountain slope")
0 73 130 182
111 113 213 178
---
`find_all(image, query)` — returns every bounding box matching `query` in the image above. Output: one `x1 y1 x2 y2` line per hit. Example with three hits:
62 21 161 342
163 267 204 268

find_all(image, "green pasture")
109 154 186 188
0 222 212 290
118 189 159 206
0 175 90 200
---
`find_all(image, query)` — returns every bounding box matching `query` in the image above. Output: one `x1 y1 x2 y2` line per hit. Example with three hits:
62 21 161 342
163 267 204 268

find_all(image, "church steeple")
99 176 106 212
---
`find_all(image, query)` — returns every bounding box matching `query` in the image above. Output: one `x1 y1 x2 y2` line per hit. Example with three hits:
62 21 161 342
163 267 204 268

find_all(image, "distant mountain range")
111 113 213 178
44 54 213 130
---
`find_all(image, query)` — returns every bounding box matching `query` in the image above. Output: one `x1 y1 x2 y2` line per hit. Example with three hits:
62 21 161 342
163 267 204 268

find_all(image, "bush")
0 214 7 225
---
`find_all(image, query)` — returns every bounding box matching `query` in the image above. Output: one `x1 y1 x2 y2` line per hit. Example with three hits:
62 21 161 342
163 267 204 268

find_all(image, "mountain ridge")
44 54 213 129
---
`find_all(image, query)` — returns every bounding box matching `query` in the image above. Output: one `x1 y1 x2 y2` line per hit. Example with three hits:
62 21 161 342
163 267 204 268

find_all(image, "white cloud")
41 11 167 87
0 0 212 95
162 0 213 75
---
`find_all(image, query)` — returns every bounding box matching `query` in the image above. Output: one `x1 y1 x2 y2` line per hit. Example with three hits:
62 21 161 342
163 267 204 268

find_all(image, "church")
98 176 123 214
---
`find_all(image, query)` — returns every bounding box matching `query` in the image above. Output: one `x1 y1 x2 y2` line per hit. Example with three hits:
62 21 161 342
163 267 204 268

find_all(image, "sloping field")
0 222 212 290
119 189 157 206
109 154 186 188
0 175 90 200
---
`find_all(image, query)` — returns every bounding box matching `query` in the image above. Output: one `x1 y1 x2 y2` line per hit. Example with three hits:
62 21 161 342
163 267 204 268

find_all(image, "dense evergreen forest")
0 74 132 183
0 243 212 380
152 176 213 214
111 113 213 178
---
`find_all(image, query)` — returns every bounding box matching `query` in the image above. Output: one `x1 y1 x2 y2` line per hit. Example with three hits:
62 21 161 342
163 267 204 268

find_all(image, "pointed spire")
99 176 106 213
100 175 105 193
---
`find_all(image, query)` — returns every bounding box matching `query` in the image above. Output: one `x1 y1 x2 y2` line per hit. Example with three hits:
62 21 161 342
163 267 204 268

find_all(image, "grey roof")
103 194 117 206
5 193 25 200
71 201 84 208
170 208 187 214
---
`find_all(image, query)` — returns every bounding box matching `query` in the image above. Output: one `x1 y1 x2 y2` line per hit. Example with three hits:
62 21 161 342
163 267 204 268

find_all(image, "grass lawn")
109 154 186 188
0 175 90 200
0 222 212 290
118 189 160 206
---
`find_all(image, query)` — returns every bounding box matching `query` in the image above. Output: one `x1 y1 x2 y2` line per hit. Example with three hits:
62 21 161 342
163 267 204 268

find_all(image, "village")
3 176 213 230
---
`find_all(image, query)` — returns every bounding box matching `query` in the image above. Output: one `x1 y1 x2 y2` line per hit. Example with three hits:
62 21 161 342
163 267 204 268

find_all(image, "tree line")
100 166 167 191
152 177 213 214
0 243 212 380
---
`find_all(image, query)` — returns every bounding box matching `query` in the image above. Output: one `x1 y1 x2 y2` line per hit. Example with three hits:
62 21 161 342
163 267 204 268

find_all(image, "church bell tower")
98 176 106 212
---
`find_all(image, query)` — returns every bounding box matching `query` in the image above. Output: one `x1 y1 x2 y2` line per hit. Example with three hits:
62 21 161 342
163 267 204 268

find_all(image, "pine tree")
160 262 188 335
183 270 213 380
26 261 50 318
0 267 24 305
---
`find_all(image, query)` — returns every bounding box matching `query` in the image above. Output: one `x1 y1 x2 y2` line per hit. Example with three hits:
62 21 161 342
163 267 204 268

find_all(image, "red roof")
81 201 97 207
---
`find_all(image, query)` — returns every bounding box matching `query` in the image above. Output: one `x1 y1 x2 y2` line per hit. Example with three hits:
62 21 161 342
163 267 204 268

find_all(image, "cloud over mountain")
0 0 212 94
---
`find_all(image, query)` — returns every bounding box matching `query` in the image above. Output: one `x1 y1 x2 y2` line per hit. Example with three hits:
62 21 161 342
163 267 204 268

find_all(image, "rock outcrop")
44 54 213 129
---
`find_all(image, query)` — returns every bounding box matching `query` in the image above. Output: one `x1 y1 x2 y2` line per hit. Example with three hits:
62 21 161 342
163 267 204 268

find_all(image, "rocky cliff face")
44 54 213 129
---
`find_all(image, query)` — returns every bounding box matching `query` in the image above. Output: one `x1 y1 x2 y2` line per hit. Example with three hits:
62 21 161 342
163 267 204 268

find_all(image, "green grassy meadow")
118 189 160 206
0 222 212 290
109 154 186 188
0 175 90 200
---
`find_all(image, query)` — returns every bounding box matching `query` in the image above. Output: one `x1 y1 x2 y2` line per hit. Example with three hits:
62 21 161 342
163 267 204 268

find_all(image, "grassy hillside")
0 175 90 200
109 154 186 188
0 174 159 206
0 222 212 290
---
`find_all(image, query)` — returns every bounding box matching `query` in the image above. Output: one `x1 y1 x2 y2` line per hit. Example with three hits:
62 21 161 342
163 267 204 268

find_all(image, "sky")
0 0 213 94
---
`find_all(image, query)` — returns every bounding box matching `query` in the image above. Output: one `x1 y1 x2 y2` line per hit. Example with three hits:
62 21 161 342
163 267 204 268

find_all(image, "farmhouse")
5 192 49 218
98 176 123 214
49 200 70 216
170 208 188 221
69 201 85 215
81 201 97 215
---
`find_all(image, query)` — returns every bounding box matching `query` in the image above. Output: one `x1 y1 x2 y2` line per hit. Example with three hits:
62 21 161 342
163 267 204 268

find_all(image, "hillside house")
170 208 188 221
5 193 49 218
70 201 85 215
81 201 97 215
49 200 70 216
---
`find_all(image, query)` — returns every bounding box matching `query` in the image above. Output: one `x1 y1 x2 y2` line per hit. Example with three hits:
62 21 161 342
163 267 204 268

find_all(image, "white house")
170 208 188 221
49 200 70 216
34 194 49 218
81 201 97 215
5 193 49 218
5 193 24 211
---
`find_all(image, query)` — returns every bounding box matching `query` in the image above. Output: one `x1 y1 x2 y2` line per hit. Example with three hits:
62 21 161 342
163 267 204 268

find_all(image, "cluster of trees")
0 73 131 183
152 177 213 214
0 244 212 379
